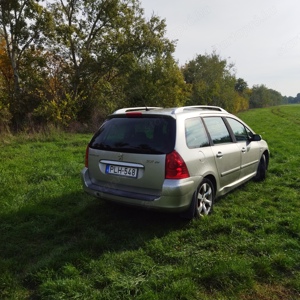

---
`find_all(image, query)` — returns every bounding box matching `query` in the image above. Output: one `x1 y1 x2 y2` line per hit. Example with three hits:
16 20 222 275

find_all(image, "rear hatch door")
88 115 176 195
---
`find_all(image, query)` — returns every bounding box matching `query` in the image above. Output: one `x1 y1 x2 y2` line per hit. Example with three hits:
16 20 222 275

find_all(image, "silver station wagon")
81 106 269 219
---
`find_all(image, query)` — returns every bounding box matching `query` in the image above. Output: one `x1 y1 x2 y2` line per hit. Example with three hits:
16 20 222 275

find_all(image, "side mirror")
250 134 261 142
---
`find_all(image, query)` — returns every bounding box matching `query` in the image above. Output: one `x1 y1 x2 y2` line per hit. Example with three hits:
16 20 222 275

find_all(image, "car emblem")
118 153 123 161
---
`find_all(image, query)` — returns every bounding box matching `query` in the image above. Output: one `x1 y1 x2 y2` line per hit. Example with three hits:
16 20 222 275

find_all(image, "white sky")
140 0 300 97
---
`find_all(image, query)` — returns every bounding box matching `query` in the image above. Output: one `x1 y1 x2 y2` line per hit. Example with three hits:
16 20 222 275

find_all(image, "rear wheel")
194 178 215 217
180 178 215 220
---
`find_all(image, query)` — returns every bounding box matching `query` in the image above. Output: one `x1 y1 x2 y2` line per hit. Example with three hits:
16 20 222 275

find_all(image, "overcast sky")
140 0 300 97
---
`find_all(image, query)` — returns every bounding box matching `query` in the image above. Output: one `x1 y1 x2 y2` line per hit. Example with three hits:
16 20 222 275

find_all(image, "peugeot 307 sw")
81 106 269 219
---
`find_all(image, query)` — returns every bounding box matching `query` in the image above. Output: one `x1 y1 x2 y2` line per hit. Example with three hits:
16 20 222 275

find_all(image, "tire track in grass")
271 106 300 126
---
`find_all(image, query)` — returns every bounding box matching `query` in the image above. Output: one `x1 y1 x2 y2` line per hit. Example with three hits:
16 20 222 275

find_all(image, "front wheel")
254 154 267 181
194 178 215 218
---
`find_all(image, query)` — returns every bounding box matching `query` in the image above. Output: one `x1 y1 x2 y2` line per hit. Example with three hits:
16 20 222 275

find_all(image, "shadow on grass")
0 191 188 286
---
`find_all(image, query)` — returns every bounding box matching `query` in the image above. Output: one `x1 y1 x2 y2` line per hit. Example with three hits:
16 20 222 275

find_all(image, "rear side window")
89 116 175 154
203 117 232 144
185 117 209 148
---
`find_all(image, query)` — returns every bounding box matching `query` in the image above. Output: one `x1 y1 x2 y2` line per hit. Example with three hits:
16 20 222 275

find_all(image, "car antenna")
143 99 149 111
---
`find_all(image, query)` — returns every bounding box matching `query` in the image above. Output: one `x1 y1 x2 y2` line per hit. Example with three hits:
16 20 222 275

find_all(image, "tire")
254 154 267 181
180 178 215 220
194 178 215 218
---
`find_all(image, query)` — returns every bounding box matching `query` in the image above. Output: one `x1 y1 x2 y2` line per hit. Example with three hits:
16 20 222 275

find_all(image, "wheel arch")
263 150 270 170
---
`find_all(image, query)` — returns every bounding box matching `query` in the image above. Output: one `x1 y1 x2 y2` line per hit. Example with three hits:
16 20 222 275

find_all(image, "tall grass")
0 106 300 299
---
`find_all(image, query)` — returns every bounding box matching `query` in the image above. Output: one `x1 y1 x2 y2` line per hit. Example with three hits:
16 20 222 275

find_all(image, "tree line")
0 0 294 133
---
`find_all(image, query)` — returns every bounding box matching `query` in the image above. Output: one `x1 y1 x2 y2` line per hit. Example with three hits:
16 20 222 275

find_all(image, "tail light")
85 145 89 168
165 151 190 179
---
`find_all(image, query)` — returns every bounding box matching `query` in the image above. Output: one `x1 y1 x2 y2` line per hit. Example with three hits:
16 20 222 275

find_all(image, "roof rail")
112 107 163 114
172 105 227 114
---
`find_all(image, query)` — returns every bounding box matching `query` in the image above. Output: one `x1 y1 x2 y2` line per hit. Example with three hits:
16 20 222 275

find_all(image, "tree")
268 89 283 106
249 85 283 108
0 38 12 132
0 0 52 129
124 54 191 108
295 93 300 103
249 85 268 108
181 53 248 112
182 53 229 106
235 78 248 94
32 51 83 127
0 37 13 102
46 0 175 123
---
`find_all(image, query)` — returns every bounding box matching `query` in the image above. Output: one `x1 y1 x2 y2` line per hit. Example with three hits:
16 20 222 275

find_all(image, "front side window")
203 117 232 144
226 118 248 141
89 116 176 154
185 117 210 148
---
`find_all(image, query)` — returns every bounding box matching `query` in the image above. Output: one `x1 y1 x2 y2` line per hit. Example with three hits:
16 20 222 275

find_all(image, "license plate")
105 164 138 178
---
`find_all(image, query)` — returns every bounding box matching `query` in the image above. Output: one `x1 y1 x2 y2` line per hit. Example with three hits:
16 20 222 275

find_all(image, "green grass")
1 105 300 299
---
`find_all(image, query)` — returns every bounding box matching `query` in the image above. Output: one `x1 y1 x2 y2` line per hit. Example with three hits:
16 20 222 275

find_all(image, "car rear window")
89 116 176 154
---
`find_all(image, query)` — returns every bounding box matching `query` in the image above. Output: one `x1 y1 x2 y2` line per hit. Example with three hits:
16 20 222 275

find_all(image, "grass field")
1 106 300 300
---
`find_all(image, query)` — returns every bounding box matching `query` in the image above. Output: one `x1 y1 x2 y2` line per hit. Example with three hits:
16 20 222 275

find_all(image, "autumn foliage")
0 0 286 133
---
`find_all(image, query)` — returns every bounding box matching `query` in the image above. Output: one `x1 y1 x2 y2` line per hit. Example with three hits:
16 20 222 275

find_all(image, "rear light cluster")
165 150 190 179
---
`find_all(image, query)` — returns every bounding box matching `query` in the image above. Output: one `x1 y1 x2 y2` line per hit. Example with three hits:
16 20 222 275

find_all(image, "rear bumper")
81 167 201 212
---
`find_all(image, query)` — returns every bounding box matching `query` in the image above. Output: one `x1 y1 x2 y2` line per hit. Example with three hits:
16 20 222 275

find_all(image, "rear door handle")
216 151 223 158
241 147 247 153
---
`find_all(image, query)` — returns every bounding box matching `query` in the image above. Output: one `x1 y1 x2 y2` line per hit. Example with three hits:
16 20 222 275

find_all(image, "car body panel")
81 166 200 212
237 140 261 179
209 143 241 193
88 149 166 192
